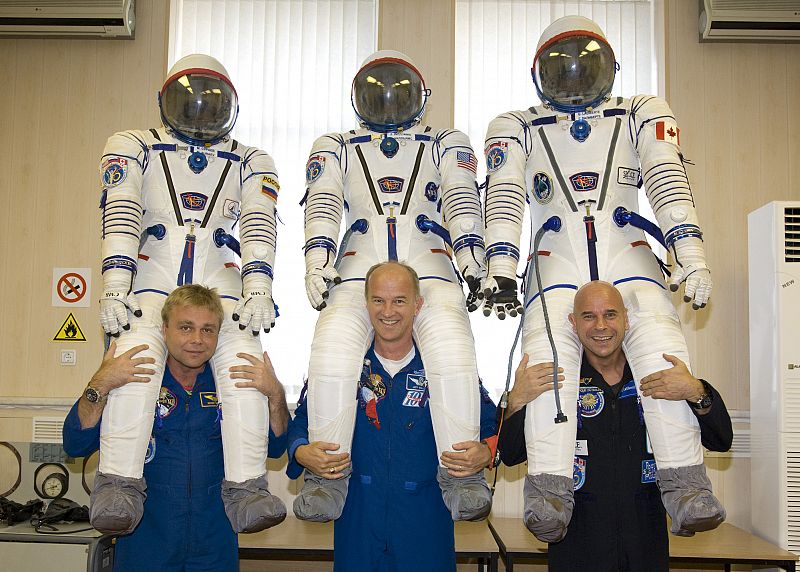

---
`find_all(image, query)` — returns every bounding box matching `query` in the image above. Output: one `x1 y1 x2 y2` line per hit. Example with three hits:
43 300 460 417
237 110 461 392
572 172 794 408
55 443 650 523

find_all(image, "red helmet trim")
351 57 426 93
160 67 237 96
533 30 612 69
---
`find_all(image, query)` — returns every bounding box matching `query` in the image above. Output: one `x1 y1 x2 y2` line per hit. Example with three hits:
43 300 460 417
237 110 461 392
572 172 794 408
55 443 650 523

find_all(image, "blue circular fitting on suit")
380 136 399 158
570 119 591 142
188 151 208 173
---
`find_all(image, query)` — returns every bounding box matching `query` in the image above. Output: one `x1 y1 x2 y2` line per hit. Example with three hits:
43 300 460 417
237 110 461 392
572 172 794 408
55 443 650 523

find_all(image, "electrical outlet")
60 349 77 366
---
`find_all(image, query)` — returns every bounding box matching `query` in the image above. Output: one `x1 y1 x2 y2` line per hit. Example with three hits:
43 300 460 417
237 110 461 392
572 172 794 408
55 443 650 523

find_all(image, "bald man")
498 281 733 571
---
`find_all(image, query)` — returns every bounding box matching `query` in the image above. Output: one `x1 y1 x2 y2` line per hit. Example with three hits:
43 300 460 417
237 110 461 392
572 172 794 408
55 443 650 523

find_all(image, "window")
169 0 378 401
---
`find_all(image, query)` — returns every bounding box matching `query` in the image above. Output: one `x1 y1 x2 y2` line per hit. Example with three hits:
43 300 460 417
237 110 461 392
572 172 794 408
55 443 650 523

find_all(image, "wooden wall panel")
379 0 455 128
0 0 168 401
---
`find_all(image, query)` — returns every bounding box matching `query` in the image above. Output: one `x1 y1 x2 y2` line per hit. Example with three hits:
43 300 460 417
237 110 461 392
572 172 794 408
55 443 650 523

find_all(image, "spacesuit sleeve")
483 113 530 280
496 406 527 467
694 383 733 452
99 131 148 296
267 425 288 459
303 133 346 273
630 95 706 252
239 148 279 295
286 386 310 480
61 400 100 459
436 130 486 278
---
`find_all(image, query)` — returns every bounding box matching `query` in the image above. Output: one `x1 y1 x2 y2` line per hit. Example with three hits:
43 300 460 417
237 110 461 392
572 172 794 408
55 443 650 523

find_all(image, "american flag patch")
456 151 478 173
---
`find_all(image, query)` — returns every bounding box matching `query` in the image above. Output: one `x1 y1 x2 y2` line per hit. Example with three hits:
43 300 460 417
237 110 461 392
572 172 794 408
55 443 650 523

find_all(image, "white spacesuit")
483 16 724 541
295 50 491 522
93 54 285 534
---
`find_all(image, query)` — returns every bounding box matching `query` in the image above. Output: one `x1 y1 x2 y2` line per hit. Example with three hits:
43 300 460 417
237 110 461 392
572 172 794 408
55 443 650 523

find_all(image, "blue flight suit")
287 343 498 572
63 364 287 572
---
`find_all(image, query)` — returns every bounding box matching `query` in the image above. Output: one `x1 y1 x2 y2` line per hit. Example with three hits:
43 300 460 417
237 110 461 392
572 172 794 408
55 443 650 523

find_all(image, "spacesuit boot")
221 474 287 533
293 470 351 522
89 472 146 535
522 473 574 542
656 464 725 536
436 467 492 521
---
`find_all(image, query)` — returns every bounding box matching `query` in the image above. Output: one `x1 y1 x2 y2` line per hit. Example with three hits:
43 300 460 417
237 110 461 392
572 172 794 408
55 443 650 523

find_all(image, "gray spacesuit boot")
221 474 287 533
436 467 492 521
90 472 146 534
523 473 574 542
656 464 725 536
293 469 350 522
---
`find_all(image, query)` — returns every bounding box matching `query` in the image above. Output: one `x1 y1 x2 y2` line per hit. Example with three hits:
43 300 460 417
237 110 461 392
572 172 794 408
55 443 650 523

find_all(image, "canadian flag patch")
655 120 680 146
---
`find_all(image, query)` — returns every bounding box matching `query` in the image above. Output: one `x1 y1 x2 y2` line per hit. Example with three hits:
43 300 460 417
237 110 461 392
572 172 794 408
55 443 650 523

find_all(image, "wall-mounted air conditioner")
700 0 800 42
0 0 135 39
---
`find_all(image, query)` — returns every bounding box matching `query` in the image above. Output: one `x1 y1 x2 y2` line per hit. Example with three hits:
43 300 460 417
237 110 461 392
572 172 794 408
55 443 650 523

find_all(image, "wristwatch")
687 379 713 410
84 384 105 403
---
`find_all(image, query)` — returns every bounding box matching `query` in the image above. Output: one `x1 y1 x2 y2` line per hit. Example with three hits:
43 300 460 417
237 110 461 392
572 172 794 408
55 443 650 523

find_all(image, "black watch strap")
688 379 713 410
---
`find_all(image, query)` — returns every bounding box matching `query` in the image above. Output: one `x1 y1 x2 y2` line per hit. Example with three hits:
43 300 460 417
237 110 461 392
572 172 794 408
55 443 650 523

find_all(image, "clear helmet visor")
535 34 615 110
160 72 238 144
352 60 425 130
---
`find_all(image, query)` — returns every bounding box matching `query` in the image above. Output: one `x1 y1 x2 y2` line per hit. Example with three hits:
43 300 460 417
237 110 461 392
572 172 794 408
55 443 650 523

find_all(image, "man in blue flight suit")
288 261 499 571
497 281 732 571
63 284 290 572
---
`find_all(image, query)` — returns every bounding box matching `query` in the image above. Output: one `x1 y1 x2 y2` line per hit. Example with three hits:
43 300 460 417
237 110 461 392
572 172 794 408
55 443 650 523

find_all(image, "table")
487 517 798 572
239 516 499 571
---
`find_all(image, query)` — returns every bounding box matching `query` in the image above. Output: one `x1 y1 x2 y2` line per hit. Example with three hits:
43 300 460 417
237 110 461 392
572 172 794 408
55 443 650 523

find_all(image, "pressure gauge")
33 463 69 500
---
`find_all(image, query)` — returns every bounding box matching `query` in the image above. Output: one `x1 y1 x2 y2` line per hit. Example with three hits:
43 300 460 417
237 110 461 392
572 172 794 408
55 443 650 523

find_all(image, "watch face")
85 387 100 403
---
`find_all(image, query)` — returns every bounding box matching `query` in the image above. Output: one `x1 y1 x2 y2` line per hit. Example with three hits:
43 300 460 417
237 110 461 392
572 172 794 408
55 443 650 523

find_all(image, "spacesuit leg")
620 281 725 535
413 279 491 521
91 292 168 534
519 284 581 542
294 282 372 522
214 300 286 533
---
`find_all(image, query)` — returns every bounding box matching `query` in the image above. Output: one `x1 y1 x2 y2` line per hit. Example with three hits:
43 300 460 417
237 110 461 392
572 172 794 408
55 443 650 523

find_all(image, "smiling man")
63 284 289 572
288 262 499 571
497 280 733 571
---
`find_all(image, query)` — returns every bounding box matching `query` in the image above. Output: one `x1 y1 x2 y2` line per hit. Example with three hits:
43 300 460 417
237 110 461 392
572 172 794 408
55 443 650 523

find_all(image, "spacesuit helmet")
532 15 616 113
159 53 239 146
351 50 428 133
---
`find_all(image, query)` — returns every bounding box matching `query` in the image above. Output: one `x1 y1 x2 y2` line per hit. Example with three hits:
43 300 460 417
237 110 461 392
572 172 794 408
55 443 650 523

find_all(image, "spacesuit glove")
233 290 277 334
669 263 712 309
100 290 142 337
464 274 485 312
482 276 524 320
305 266 342 311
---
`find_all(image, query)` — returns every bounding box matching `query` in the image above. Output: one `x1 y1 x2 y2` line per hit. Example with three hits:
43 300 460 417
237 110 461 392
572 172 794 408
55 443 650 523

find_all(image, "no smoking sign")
52 268 92 308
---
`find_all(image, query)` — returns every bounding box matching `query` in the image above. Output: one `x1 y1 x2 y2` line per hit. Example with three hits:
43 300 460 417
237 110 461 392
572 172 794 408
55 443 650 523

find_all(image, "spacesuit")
482 16 724 541
93 54 285 535
295 50 491 522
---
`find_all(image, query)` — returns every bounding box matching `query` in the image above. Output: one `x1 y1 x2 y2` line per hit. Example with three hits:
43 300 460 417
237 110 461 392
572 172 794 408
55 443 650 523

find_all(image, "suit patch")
641 459 657 483
485 142 508 172
200 392 218 408
378 176 404 193
101 157 127 187
306 155 325 184
144 436 156 464
655 120 680 146
157 387 177 418
619 380 638 399
402 374 429 408
180 192 208 211
262 176 279 200
569 171 599 192
456 151 478 174
578 385 604 417
425 182 439 202
617 167 640 187
223 199 240 220
573 457 587 490
532 171 554 204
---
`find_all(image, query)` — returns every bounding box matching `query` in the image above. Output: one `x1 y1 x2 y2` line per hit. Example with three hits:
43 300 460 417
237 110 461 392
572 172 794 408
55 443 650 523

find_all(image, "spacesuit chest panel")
340 136 446 268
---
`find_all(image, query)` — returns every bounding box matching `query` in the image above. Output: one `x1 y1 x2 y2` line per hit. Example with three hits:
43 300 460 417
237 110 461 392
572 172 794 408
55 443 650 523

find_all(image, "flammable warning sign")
53 312 87 342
